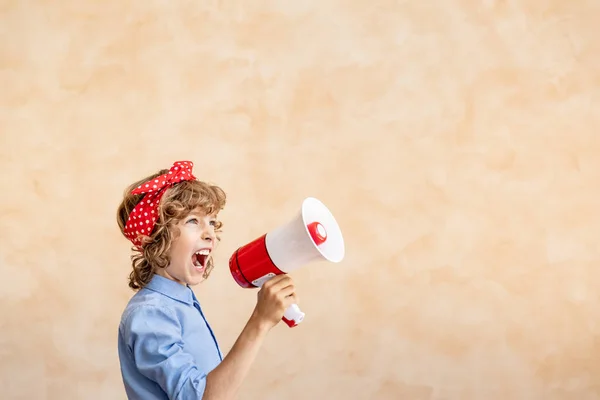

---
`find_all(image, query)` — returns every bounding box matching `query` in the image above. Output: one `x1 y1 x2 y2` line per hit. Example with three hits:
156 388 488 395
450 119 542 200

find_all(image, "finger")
283 293 299 308
261 274 290 289
290 292 299 304
277 284 296 298
265 275 294 293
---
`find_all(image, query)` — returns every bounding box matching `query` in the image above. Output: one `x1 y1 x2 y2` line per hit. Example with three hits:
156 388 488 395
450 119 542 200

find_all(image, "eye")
209 220 217 226
187 218 198 224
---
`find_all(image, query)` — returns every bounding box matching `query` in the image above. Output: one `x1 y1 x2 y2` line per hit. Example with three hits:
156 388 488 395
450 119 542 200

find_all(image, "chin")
187 270 206 286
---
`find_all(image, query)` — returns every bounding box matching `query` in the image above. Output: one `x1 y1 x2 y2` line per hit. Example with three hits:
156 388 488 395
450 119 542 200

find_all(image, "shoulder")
120 291 181 338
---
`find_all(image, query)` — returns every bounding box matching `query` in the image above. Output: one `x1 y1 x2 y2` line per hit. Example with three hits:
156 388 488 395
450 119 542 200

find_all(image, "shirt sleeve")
122 305 209 400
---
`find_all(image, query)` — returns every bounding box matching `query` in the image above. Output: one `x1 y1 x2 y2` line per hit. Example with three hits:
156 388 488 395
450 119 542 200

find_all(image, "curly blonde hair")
116 168 227 290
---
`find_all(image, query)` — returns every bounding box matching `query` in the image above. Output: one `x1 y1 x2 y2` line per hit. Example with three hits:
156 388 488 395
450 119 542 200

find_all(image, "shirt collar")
145 274 195 305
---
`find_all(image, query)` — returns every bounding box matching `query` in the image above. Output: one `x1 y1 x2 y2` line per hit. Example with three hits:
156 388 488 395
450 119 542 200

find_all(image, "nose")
201 227 215 243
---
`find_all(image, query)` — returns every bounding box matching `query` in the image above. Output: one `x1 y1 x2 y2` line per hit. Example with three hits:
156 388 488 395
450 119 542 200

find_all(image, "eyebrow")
187 212 217 219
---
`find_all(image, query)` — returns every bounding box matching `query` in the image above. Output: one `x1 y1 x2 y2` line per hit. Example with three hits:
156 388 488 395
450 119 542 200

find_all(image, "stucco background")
2 1 600 399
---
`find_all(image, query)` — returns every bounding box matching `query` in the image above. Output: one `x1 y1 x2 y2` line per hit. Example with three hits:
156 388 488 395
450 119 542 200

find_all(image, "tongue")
192 254 200 267
193 253 206 267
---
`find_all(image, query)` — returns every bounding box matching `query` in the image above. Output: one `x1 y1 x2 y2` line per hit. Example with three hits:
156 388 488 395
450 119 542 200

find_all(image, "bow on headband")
124 160 197 247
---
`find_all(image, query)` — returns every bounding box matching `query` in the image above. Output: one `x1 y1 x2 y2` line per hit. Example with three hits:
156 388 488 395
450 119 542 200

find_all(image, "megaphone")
228 197 345 328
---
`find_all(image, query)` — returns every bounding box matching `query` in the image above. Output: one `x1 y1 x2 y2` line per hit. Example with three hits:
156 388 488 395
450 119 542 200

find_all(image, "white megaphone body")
228 197 345 328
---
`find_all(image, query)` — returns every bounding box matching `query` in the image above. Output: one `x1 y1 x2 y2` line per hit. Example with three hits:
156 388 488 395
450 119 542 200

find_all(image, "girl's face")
156 209 219 286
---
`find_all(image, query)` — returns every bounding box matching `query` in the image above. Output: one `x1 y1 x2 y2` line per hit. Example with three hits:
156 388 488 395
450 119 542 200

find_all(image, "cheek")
176 230 197 254
168 239 187 262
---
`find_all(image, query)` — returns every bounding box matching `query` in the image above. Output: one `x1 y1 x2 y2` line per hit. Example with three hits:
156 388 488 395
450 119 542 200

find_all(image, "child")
116 160 298 400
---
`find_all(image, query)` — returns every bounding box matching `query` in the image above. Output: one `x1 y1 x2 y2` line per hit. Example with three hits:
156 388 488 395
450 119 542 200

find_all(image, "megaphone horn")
228 197 345 328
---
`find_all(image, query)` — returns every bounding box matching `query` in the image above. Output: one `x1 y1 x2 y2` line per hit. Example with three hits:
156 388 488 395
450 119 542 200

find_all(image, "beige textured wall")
2 1 600 399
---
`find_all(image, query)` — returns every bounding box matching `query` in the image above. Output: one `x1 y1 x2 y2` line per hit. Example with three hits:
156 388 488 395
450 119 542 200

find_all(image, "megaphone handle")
282 303 305 328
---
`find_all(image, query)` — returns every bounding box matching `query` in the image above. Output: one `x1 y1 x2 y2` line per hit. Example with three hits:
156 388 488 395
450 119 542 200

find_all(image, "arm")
124 274 297 400
202 313 269 399
203 274 298 400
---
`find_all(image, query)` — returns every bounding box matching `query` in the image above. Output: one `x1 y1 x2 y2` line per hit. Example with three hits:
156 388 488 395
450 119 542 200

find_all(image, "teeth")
193 249 210 268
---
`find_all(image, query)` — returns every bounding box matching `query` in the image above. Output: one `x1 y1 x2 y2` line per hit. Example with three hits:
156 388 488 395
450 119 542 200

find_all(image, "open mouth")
192 249 210 270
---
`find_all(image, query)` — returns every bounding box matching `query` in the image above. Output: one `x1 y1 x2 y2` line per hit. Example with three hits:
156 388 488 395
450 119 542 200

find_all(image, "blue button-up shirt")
118 274 223 399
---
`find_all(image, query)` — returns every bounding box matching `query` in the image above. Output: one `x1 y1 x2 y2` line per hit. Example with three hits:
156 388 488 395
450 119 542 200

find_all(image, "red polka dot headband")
124 160 197 248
